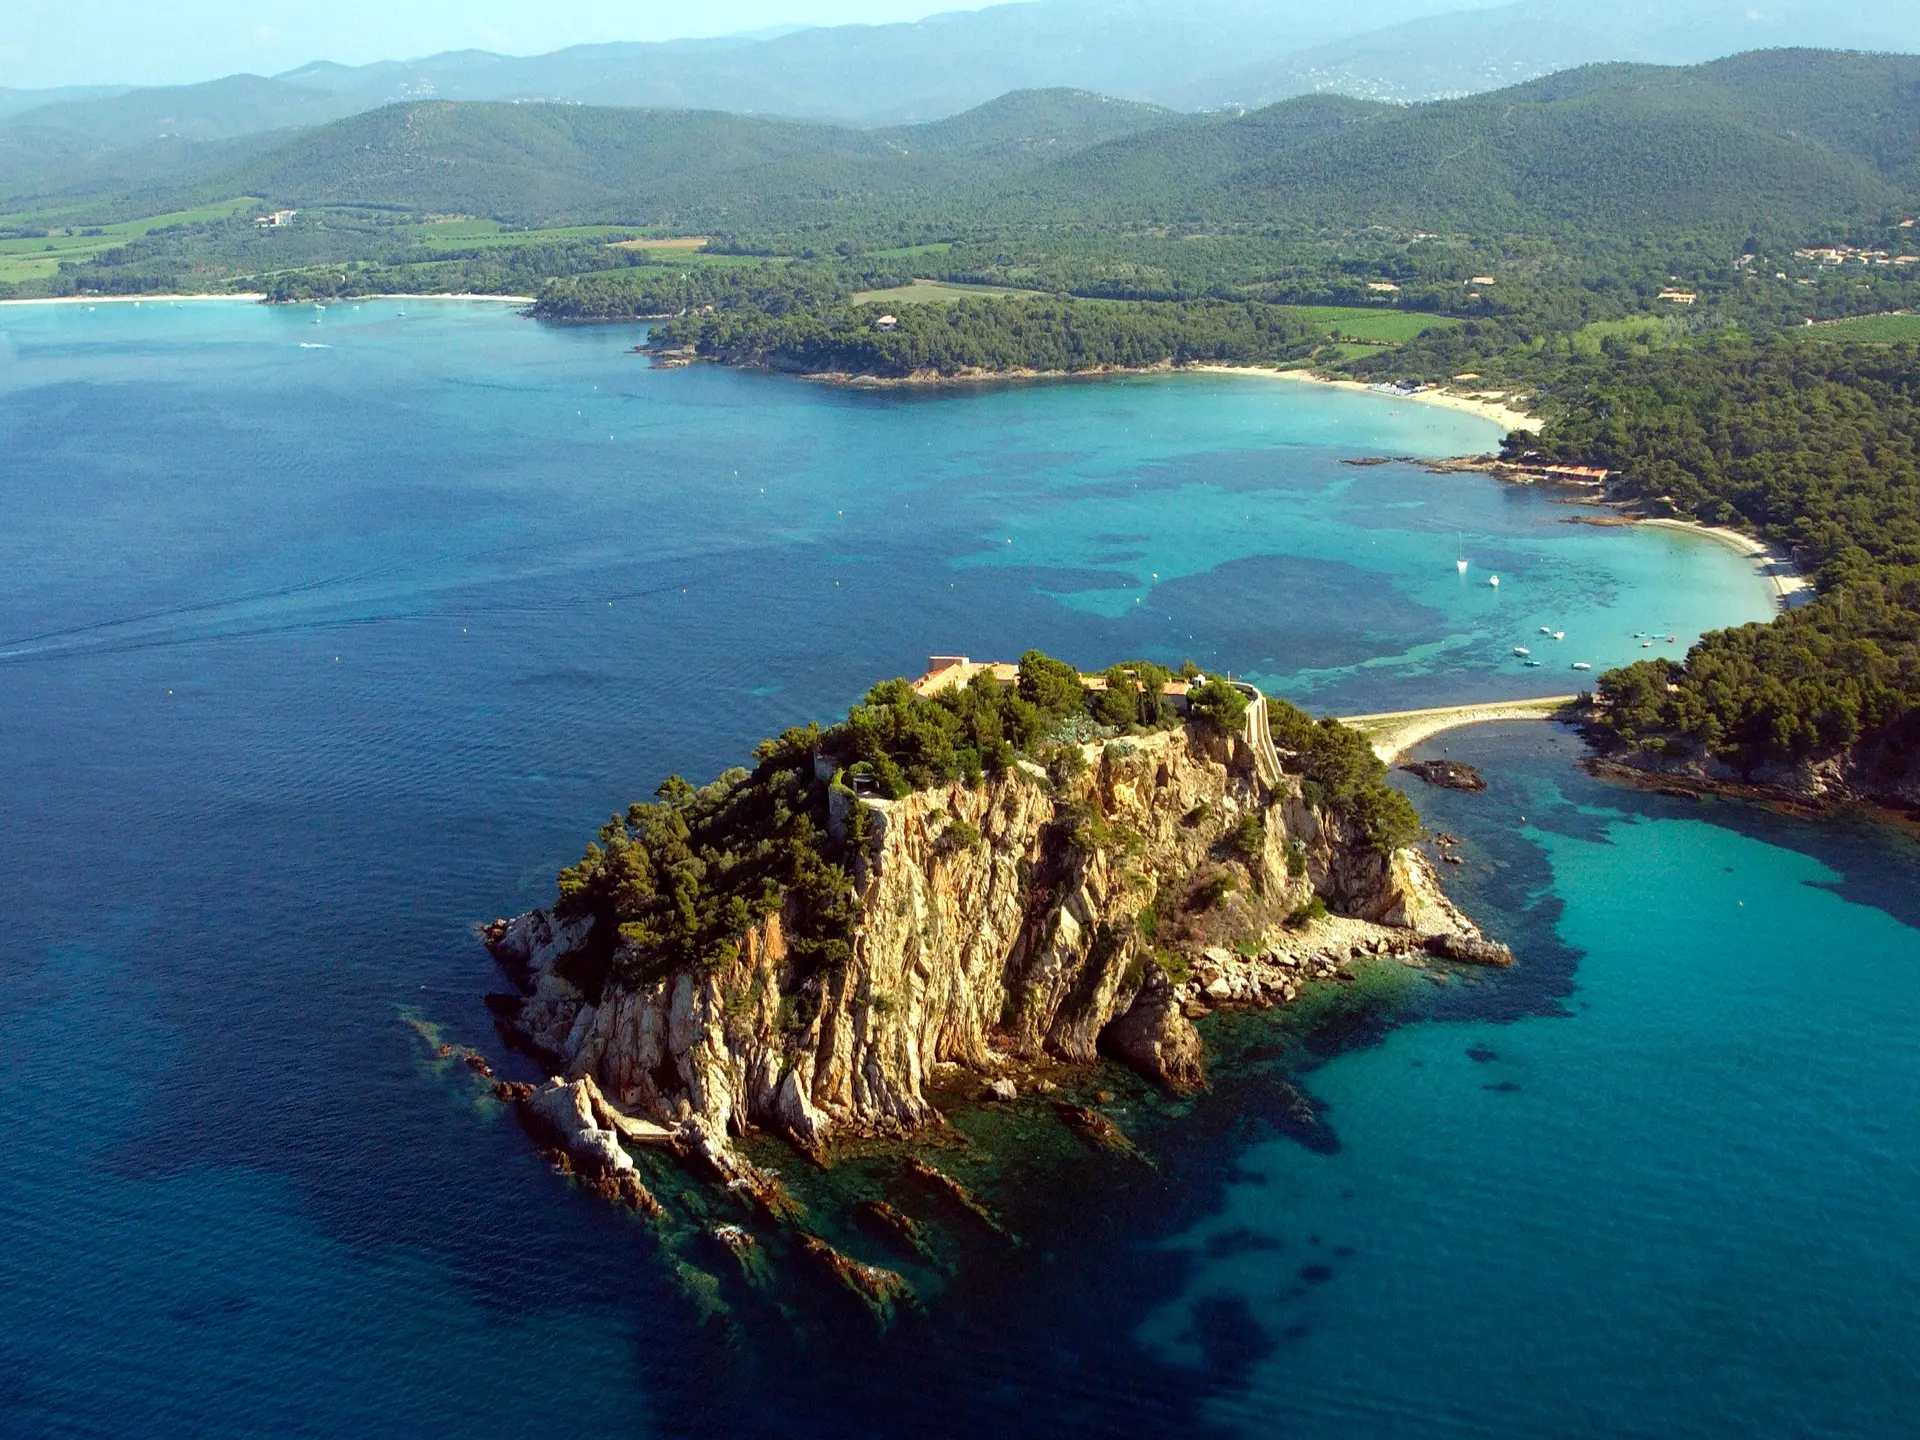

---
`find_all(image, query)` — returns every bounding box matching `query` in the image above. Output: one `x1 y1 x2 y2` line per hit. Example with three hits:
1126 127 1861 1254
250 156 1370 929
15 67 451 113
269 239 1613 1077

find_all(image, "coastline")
728 357 1538 432
1339 695 1583 765
0 292 534 308
0 292 267 306
1635 516 1812 608
1190 364 1537 433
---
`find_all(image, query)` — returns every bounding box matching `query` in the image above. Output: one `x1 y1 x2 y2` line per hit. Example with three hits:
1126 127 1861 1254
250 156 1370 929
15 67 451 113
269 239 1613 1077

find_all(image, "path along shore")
1339 695 1582 765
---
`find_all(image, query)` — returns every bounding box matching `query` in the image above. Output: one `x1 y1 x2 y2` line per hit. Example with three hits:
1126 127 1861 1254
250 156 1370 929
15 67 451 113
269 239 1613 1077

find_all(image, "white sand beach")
1193 364 1537 433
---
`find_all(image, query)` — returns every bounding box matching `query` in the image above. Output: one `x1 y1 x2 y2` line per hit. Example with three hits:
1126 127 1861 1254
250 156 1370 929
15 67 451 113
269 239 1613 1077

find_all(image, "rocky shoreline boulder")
1099 965 1205 1090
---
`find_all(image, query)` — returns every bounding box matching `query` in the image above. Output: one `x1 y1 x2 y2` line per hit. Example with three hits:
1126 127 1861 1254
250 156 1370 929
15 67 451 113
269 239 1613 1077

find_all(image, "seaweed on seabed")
796 1233 915 1325
854 1198 941 1265
904 1157 1017 1243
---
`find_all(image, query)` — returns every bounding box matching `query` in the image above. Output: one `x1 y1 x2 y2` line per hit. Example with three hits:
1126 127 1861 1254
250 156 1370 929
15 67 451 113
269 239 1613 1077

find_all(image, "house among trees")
872 314 899 331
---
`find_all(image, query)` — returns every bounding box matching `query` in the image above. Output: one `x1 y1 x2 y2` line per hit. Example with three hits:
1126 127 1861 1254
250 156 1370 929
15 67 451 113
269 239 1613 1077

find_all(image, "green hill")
8 49 1918 246
873 89 1181 162
188 91 1184 230
1011 51 1920 236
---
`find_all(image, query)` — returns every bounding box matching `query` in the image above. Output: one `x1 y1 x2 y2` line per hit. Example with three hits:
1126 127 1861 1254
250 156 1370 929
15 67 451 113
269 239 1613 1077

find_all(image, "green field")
1798 311 1920 343
850 279 1035 304
1283 305 1459 344
404 219 644 251
0 199 260 283
1568 315 1685 354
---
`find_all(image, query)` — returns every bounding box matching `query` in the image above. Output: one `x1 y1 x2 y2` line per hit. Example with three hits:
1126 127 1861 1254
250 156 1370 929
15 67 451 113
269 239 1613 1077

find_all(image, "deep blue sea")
3 299 1915 1438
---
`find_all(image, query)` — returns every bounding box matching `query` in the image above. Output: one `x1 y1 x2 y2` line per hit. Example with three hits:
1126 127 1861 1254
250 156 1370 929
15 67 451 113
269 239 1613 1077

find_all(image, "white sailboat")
1456 534 1469 574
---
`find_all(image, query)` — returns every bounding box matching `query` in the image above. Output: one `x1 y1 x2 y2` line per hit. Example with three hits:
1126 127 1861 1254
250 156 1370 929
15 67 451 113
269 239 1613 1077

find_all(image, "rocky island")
480 652 1508 1311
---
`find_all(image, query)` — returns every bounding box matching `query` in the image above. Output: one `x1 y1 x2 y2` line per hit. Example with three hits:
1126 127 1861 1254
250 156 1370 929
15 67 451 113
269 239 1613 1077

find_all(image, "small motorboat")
1552 631 1565 641
1540 626 1553 634
1489 575 1501 588
1572 662 1593 671
1514 646 1531 657
1525 660 1543 668
1665 635 1677 643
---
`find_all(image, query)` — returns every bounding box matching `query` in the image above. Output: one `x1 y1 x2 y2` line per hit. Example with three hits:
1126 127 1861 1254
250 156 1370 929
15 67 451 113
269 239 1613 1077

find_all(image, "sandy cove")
1191 364 1537 433
1635 517 1813 609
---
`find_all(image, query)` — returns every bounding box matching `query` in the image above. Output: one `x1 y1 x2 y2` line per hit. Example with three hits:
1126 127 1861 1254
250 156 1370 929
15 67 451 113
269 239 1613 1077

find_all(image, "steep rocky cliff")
486 706 1501 1172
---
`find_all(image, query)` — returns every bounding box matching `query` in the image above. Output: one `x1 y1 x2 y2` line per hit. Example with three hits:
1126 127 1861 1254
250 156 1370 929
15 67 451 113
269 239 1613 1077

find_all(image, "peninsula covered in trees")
1541 343 1920 804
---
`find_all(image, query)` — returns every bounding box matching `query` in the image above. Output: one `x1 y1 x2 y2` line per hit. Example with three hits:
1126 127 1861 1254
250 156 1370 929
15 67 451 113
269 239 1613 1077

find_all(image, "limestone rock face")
523 1075 635 1174
489 721 1494 1156
1098 966 1204 1090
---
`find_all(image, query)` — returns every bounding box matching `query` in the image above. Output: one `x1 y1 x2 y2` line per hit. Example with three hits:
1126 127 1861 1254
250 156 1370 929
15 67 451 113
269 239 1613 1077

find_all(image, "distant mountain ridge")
7 0 1917 174
1174 0 1920 108
67 51 1901 243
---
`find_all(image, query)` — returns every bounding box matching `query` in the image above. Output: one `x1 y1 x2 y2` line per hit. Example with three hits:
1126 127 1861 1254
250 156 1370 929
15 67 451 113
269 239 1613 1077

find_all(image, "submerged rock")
1399 759 1488 792
854 1199 939 1264
1424 931 1516 967
905 1157 1011 1240
797 1233 913 1319
1051 1101 1136 1154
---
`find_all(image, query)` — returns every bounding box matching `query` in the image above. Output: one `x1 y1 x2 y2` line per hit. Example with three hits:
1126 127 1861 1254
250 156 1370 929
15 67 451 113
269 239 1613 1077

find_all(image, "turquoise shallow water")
3 299 1910 1438
1149 724 1920 1438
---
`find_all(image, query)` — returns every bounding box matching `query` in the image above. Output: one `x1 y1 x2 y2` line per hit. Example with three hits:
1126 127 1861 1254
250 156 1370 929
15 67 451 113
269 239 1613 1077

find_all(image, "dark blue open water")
2 300 1914 1437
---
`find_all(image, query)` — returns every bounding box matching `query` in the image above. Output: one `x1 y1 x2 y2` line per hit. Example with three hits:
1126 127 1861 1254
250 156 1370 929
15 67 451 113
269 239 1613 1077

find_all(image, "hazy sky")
1 1 975 90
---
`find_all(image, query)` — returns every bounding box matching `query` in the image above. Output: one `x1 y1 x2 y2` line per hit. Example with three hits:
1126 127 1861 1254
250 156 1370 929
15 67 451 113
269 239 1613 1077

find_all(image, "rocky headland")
1580 726 1920 817
481 661 1510 1257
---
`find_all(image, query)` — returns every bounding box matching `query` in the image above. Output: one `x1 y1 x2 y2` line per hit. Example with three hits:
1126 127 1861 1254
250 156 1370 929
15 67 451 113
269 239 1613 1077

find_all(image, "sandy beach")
0 293 267 306
0 292 535 307
1337 695 1582 764
1194 364 1537 433
1637 517 1812 608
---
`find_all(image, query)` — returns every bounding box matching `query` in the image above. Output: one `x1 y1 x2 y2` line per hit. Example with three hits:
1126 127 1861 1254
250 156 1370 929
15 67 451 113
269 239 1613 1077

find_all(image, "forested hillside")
10 50 1914 242
1544 344 1920 787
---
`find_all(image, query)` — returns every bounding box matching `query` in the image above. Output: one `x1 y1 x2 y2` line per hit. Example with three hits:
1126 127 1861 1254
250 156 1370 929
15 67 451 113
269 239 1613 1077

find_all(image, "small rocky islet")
468 654 1511 1319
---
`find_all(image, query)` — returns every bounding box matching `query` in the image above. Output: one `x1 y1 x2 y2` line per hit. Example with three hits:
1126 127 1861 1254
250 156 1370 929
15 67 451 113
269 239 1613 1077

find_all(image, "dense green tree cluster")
259 238 644 301
1184 675 1249 735
654 295 1320 376
547 649 1191 1000
1598 568 1920 767
529 259 869 321
552 732 856 1002
839 651 1182 795
1540 342 1920 771
1268 699 1425 852
1535 341 1920 562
